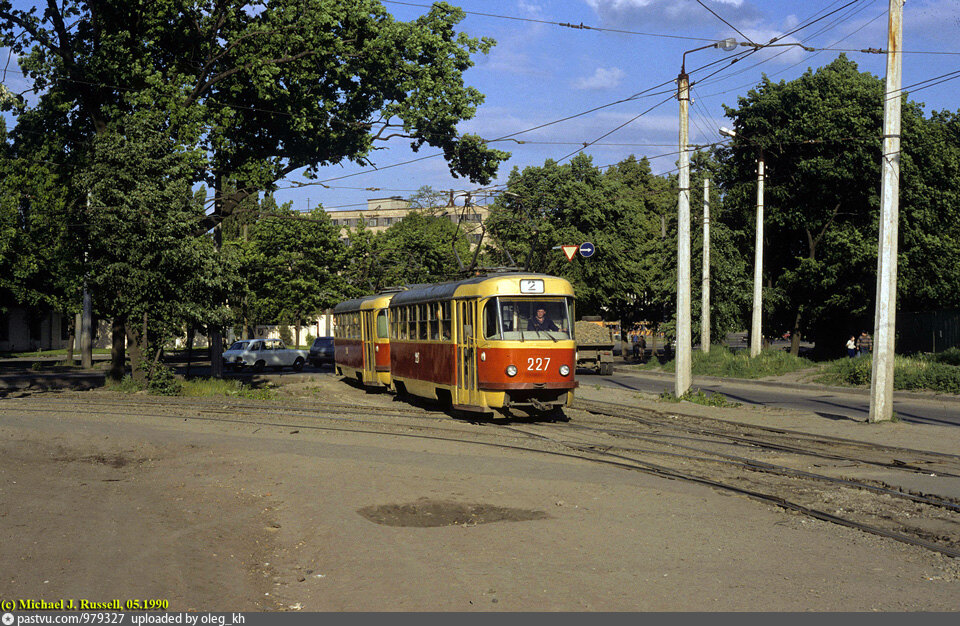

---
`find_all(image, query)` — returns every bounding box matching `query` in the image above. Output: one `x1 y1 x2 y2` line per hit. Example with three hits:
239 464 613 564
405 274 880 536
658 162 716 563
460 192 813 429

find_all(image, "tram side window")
429 303 440 340
377 311 388 339
484 299 500 339
440 301 451 340
418 304 429 340
401 307 409 340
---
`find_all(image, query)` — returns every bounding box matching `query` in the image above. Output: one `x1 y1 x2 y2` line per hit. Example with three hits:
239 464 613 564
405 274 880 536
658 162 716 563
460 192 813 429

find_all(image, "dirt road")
2 375 959 611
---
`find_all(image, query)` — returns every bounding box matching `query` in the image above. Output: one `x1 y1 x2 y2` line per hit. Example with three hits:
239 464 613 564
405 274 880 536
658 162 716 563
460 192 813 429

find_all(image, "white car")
222 338 308 372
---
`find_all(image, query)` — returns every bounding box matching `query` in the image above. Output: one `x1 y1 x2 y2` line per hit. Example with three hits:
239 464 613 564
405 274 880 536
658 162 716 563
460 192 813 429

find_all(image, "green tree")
81 113 238 382
0 119 84 355
1 0 509 372
716 55 960 355
374 212 471 288
0 0 509 227
241 206 346 347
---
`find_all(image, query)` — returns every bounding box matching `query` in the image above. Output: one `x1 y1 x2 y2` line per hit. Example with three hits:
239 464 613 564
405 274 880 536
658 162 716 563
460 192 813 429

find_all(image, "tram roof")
333 283 432 313
389 273 569 307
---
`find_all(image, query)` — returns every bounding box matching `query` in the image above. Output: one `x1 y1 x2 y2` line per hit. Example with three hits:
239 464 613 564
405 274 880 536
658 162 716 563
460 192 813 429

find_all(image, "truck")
575 317 617 376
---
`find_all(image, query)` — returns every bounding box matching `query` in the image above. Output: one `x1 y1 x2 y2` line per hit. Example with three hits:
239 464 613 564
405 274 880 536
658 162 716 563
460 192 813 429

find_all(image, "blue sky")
3 1 959 213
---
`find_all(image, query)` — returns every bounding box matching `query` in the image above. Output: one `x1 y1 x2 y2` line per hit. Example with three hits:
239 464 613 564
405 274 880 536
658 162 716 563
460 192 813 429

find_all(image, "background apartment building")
329 196 492 245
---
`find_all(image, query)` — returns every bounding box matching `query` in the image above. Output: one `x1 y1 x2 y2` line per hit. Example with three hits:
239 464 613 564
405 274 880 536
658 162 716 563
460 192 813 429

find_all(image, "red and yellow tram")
387 273 577 415
332 291 395 387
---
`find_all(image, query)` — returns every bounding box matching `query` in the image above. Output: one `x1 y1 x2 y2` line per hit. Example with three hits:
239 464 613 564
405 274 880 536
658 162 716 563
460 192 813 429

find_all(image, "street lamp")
675 38 738 397
720 126 765 358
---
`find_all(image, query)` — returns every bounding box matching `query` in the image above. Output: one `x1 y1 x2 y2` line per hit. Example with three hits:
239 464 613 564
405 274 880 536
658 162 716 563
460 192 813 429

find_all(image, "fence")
897 309 960 354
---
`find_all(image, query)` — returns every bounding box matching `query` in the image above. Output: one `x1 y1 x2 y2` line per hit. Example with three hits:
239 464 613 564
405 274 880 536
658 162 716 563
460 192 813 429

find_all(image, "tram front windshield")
483 298 573 341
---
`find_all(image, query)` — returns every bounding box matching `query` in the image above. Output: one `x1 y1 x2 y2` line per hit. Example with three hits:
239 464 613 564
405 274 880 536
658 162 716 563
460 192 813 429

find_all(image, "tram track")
4 392 960 559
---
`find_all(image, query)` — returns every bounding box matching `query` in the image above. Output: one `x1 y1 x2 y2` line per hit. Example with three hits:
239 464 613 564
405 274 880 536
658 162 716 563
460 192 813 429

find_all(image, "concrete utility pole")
701 177 711 353
80 288 92 368
870 0 904 423
675 70 692 396
676 39 737 395
750 149 765 358
80 192 93 369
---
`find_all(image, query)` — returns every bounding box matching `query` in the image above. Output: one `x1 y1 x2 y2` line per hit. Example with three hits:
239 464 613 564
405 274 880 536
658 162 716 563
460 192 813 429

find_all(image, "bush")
107 375 142 393
917 347 960 367
144 361 183 396
278 324 293 345
816 354 960 394
305 332 315 347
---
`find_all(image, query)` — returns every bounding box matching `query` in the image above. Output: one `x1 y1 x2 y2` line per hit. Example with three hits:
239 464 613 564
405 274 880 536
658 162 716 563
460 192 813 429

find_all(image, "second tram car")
388 273 577 415
333 291 395 387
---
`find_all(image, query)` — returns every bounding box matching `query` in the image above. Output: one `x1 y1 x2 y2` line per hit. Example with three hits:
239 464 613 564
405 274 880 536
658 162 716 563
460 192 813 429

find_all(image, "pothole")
357 499 551 527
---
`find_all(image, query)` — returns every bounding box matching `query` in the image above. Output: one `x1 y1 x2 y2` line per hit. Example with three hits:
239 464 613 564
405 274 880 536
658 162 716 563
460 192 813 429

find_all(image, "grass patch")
659 388 741 407
657 345 814 379
815 354 960 394
180 378 275 400
2 348 111 358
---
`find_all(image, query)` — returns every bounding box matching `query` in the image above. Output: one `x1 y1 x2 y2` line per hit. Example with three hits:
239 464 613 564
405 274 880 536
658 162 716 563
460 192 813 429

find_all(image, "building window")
368 218 378 227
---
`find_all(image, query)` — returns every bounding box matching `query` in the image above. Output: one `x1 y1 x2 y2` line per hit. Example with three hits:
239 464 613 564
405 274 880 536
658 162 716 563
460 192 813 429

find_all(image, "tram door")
364 310 376 383
456 300 477 405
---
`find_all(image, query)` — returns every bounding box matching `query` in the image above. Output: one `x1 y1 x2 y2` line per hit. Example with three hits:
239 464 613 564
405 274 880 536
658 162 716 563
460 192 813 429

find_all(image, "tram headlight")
559 364 570 376
505 364 518 377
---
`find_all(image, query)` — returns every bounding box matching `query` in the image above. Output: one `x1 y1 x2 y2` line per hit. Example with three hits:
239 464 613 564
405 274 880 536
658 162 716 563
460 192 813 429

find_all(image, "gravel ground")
2 373 960 611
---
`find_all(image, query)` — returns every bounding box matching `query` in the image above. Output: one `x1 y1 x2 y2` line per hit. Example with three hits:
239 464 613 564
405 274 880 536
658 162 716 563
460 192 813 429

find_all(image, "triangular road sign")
561 245 578 261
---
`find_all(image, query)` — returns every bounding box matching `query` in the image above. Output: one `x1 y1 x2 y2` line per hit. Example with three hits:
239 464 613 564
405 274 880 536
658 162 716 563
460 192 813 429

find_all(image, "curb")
612 365 960 405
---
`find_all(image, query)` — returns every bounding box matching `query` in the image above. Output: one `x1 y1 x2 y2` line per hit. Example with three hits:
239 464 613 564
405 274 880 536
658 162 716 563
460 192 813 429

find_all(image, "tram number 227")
527 357 551 371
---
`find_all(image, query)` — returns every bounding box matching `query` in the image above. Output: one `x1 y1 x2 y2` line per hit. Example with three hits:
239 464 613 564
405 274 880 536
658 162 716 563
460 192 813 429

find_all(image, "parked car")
221 338 307 372
222 340 252 370
309 337 335 367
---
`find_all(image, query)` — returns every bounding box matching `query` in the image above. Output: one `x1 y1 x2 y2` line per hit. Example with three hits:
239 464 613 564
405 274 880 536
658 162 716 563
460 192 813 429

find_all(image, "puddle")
357 499 551 528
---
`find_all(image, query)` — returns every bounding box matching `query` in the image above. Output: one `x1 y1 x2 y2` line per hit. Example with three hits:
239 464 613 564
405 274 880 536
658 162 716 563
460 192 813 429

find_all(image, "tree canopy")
716 55 960 354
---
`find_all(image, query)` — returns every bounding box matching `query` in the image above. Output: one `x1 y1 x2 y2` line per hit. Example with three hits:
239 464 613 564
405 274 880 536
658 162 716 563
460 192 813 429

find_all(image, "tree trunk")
109 317 126 381
295 320 301 349
209 172 225 378
790 310 802 357
126 323 145 385
186 325 195 379
65 316 76 365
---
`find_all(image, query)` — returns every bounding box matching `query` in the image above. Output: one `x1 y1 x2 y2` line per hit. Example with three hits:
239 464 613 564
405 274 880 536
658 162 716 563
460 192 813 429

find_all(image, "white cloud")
584 0 762 31
573 66 626 90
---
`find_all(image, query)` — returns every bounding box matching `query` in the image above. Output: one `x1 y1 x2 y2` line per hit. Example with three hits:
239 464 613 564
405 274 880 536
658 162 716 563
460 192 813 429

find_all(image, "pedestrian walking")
846 335 857 358
638 334 647 363
631 331 640 360
857 331 873 357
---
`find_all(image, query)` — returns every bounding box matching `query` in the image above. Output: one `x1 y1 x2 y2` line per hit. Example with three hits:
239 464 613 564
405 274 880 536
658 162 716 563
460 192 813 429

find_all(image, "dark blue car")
309 337 335 367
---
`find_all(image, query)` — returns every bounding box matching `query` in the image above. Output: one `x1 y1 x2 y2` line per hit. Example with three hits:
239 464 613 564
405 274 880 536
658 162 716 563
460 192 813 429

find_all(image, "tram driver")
527 305 560 332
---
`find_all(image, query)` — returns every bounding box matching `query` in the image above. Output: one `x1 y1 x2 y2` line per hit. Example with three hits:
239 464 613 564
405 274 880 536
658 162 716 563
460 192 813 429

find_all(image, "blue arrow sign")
579 242 596 258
